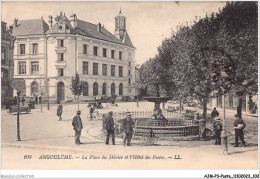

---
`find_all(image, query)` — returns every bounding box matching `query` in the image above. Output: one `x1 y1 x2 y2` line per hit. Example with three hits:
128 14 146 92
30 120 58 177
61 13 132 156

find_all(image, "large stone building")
12 11 136 102
1 22 15 103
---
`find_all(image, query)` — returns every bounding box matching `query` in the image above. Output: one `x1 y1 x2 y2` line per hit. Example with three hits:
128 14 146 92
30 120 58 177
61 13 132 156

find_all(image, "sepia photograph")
1 1 259 178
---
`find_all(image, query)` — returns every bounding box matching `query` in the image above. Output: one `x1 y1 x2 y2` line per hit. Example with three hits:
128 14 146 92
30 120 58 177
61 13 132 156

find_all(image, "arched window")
31 81 38 96
119 83 123 95
93 82 98 96
102 83 106 95
111 83 115 96
82 81 88 96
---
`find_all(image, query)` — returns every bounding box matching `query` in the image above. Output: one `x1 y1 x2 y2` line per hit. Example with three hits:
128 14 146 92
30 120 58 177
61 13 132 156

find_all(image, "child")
213 117 222 145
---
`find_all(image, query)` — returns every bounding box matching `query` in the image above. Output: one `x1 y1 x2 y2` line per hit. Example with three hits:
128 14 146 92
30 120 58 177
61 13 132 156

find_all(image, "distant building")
12 11 135 102
211 93 258 116
1 22 15 103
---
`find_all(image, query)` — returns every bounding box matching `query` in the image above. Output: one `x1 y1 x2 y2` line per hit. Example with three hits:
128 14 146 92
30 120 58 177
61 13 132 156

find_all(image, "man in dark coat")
57 101 63 121
72 110 83 145
35 96 38 104
39 96 42 104
234 114 246 147
104 111 115 145
213 117 222 145
122 112 135 146
211 107 219 119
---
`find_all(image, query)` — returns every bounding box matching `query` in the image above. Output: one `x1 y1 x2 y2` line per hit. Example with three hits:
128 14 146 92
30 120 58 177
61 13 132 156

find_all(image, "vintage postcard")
1 1 258 177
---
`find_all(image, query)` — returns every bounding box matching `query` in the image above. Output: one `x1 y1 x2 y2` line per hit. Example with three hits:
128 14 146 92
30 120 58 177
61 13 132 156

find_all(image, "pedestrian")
234 114 246 147
72 110 83 145
213 117 222 145
39 96 42 104
21 97 25 106
122 112 135 146
35 96 38 104
211 107 219 120
104 111 115 145
57 101 63 121
89 105 94 120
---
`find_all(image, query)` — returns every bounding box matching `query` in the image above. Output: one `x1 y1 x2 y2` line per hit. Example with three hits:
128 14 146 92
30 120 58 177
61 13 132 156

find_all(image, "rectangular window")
119 51 122 60
58 39 64 47
129 61 131 66
1 47 6 65
32 43 38 54
19 62 26 74
83 61 88 74
102 64 107 76
20 44 25 54
31 62 39 75
93 46 98 56
83 44 88 54
111 50 115 59
119 66 123 77
58 69 64 77
58 53 64 61
111 65 115 77
128 78 131 84
93 63 98 75
103 48 107 57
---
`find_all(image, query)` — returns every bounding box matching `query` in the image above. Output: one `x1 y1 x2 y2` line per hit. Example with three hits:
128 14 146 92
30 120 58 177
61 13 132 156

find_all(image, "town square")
1 1 259 178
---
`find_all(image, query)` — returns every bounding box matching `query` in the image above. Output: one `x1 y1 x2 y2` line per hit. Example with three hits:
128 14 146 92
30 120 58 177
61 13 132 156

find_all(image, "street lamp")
16 90 21 141
221 92 228 155
47 78 50 110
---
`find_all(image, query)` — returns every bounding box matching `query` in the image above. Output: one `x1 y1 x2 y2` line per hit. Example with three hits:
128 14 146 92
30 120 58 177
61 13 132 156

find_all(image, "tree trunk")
237 97 242 119
78 95 80 110
179 100 182 115
202 98 208 119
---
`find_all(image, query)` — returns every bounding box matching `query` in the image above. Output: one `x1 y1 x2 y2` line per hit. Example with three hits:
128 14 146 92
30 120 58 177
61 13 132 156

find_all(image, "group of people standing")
71 109 135 146
63 103 248 147
211 107 247 147
104 111 135 146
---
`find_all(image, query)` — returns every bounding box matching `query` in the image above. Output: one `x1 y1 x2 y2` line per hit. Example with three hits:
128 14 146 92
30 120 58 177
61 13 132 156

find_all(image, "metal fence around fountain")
102 110 214 141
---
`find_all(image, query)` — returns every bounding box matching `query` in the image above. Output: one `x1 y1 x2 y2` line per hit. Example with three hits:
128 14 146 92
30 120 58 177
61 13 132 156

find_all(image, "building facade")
1 22 15 103
211 93 258 116
12 11 136 102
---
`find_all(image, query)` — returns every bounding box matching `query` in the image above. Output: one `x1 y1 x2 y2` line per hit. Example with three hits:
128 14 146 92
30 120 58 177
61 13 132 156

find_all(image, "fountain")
109 82 202 141
143 82 172 116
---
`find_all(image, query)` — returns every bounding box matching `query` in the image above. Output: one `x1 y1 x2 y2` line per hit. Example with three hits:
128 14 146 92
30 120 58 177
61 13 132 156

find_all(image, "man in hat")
122 112 135 146
211 107 219 120
104 111 115 145
72 110 83 145
234 114 246 147
213 117 222 145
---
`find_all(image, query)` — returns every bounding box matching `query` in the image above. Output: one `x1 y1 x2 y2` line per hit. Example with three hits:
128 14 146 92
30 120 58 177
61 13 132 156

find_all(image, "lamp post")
221 94 228 155
16 90 21 141
47 78 50 110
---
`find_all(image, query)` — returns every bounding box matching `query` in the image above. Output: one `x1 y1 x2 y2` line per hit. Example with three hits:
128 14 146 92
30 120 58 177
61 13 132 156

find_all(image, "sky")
2 1 226 65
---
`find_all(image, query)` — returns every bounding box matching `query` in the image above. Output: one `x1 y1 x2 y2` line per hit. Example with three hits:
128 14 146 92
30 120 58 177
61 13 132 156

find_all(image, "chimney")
70 14 77 28
14 18 18 27
9 25 13 33
97 22 101 32
48 15 53 27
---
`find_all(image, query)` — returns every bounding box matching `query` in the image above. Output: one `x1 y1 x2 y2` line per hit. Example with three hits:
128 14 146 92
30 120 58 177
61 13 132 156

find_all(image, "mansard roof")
12 14 135 48
12 19 49 36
